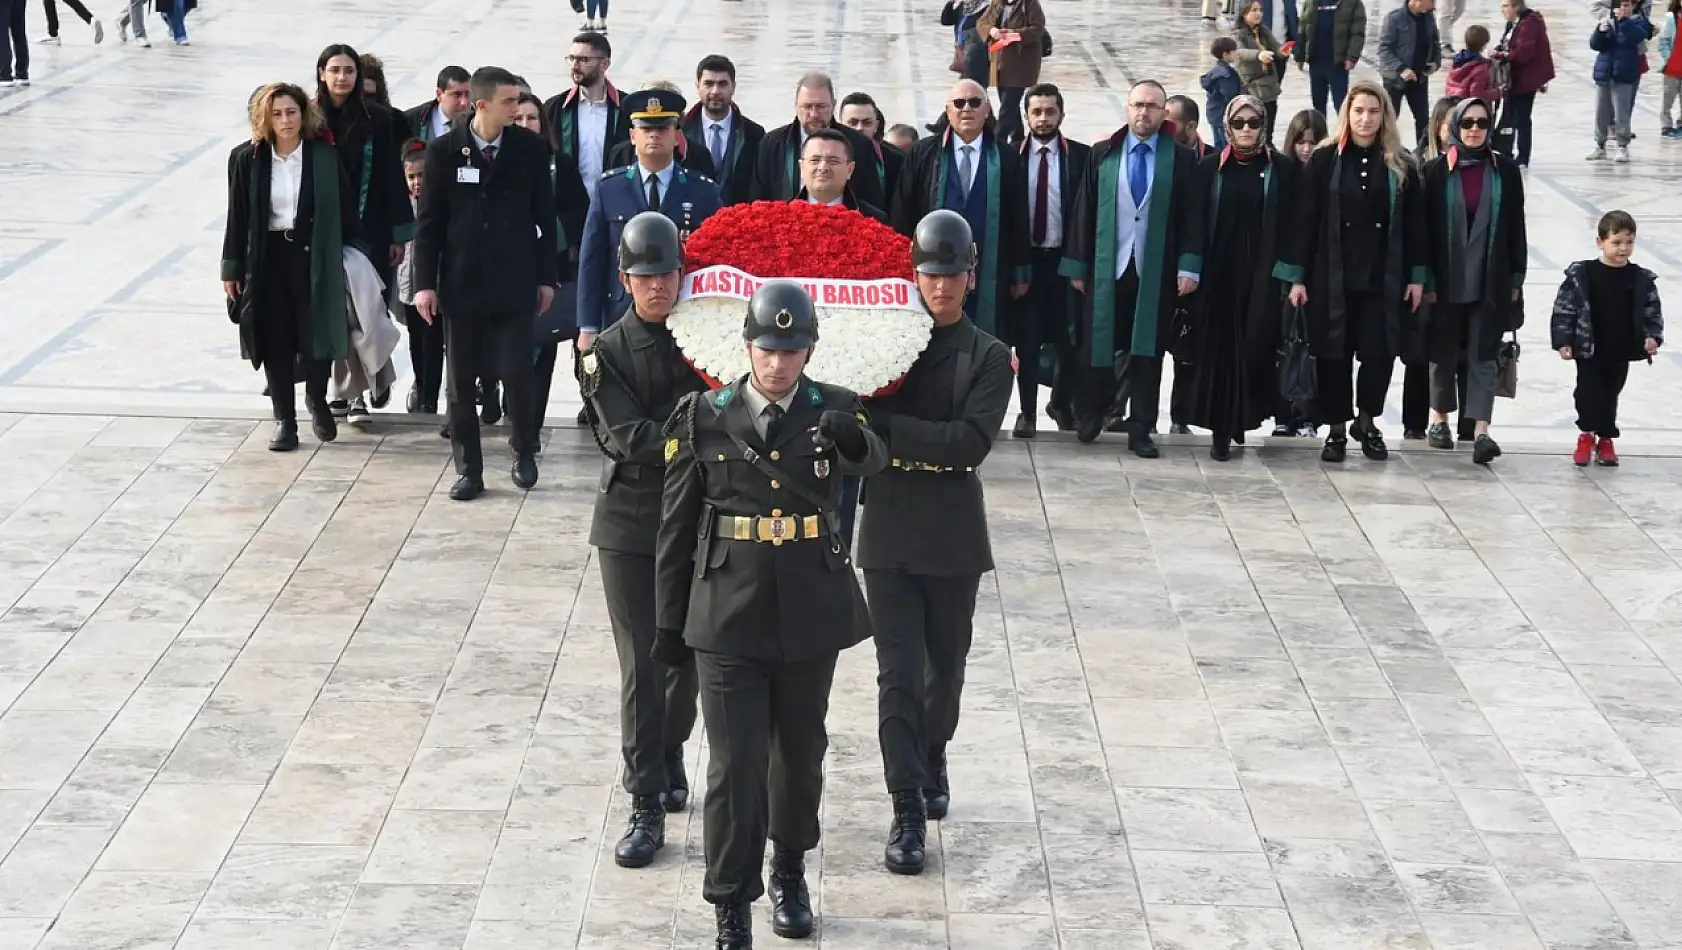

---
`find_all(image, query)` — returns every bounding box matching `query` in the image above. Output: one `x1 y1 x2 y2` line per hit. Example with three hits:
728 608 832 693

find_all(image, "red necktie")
483 145 496 165
1032 146 1050 247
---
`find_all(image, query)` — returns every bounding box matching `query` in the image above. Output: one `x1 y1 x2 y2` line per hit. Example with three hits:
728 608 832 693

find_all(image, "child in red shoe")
1551 209 1664 466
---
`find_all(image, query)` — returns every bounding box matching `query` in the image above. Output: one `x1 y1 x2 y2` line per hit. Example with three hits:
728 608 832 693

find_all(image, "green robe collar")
1085 134 1180 364
934 131 1004 336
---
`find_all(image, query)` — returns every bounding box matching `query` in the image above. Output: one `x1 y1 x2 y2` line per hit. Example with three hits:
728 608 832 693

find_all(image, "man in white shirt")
683 54 766 206
543 32 627 205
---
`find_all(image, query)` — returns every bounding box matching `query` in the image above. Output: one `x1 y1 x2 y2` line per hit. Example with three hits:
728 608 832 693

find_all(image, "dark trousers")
1169 359 1193 427
533 340 558 443
1313 290 1394 425
697 649 838 905
997 86 1026 146
598 549 698 796
1499 91 1536 166
838 475 859 550
1078 264 1163 432
404 304 445 410
1310 65 1350 115
43 0 93 34
1574 358 1629 439
866 570 982 793
0 0 27 80
1016 249 1076 418
443 312 535 477
1402 361 1429 431
257 234 330 423
1387 80 1431 147
1263 99 1280 144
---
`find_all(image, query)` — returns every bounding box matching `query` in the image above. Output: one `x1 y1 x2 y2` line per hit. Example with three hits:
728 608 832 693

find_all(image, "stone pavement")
3 0 1682 948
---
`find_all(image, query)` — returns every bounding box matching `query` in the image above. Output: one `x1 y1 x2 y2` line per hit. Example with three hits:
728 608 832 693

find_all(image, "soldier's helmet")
618 212 683 275
911 209 978 275
743 279 819 351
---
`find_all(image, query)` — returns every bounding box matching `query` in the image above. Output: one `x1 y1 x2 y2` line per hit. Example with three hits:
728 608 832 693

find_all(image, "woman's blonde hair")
248 82 325 143
1324 79 1411 186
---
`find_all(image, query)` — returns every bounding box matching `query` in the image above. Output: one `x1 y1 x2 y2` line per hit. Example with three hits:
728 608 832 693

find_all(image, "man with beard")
839 91 905 200
1061 79 1204 454
654 282 886 950
404 65 471 142
578 213 708 869
860 210 1013 875
750 72 887 211
544 32 627 206
576 90 722 350
890 79 1031 339
684 54 765 205
1011 84 1090 437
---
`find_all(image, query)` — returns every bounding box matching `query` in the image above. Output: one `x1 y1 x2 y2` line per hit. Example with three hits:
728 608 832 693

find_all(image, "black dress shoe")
405 385 420 413
768 847 813 937
883 790 927 875
420 400 438 414
511 453 538 490
1403 427 1428 441
1104 415 1128 433
1128 432 1161 459
1321 434 1348 463
1210 436 1232 461
1169 423 1192 435
924 750 950 820
450 475 484 501
1233 431 1246 445
1472 433 1502 466
613 794 666 868
1075 415 1103 444
1427 422 1455 450
1046 404 1076 431
715 902 753 950
369 386 391 410
1351 420 1389 460
575 407 589 425
1012 412 1036 439
660 747 689 813
308 400 338 443
268 420 299 452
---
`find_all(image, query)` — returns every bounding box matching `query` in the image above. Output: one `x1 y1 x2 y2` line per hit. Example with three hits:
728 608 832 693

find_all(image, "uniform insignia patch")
807 384 823 406
815 459 830 479
856 410 869 426
665 438 679 463
581 351 599 376
714 387 733 407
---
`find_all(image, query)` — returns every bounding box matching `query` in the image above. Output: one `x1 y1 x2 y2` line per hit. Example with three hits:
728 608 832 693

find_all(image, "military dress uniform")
858 210 1015 875
578 213 708 868
576 90 723 336
654 282 886 950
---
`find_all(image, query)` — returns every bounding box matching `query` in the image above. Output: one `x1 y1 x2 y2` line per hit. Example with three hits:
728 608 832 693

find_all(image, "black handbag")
1277 303 1316 405
1041 30 1053 57
1166 305 1199 361
570 0 584 11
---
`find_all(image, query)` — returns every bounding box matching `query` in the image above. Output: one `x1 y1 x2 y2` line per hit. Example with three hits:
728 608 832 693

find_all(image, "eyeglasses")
950 97 986 110
802 156 850 168
1128 102 1164 112
1229 116 1266 130
566 55 603 64
1458 116 1491 130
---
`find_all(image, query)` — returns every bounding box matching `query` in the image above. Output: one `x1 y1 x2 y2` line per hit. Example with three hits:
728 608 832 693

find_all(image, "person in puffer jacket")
1588 0 1651 162
1445 25 1503 100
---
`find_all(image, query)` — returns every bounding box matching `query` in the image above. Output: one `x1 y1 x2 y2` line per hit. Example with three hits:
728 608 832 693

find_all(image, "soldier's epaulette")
601 169 621 180
664 390 702 438
694 174 715 184
811 379 863 407
711 385 735 408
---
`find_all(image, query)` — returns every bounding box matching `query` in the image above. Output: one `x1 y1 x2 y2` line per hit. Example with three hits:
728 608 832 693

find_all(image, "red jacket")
1497 9 1556 95
1445 53 1503 100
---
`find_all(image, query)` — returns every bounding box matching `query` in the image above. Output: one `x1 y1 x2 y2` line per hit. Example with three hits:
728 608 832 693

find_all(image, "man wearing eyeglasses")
1061 79 1205 455
795 129 886 222
750 72 888 212
543 32 627 206
889 79 1031 341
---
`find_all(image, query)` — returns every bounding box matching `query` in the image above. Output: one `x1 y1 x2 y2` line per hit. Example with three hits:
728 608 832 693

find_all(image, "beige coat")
975 0 1046 88
1233 24 1284 102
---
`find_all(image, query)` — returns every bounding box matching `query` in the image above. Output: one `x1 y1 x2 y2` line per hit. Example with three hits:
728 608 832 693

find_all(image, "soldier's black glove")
817 410 868 460
651 627 694 668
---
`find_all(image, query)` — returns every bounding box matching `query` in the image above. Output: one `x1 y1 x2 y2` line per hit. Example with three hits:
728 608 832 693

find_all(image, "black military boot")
923 747 951 820
612 794 665 868
660 747 689 813
715 901 753 949
884 790 927 875
767 846 814 937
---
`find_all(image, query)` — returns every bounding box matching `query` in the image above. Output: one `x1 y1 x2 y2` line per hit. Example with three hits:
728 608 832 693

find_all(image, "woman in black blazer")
221 82 362 451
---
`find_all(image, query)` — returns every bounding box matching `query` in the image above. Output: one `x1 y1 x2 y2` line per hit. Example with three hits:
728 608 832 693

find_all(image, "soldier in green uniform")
859 209 1014 875
654 280 887 950
577 212 709 869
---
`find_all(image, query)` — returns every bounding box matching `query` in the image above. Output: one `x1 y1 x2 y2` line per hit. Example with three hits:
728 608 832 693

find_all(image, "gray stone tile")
330 883 478 950
1119 787 1261 852
197 844 366 920
1145 904 1302 949
1132 850 1282 907
158 710 304 785
1530 774 1682 861
938 822 1051 915
1040 834 1143 929
1392 862 1522 915
1456 789 1561 836
463 920 582 950
0 824 113 917
1416 913 1546 950
392 745 524 811
1366 799 1489 866
174 919 338 949
0 919 51 950
945 914 1058 950
241 762 403 846
362 809 502 885
32 870 209 950
98 782 262 872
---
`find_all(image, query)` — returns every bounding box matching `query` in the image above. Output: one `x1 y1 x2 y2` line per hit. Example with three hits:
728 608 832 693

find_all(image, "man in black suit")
684 54 766 206
1013 83 1091 437
750 72 886 211
414 66 559 501
402 65 471 143
794 129 886 222
839 91 905 201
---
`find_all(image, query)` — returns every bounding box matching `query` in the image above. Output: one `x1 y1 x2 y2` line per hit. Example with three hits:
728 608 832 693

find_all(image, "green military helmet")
618 212 684 275
743 279 819 351
911 209 978 275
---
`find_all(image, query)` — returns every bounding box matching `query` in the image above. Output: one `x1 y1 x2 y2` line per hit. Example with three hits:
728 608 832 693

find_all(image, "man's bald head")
946 80 990 140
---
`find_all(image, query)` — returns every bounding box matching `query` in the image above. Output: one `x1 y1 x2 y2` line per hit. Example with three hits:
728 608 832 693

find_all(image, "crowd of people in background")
0 0 193 80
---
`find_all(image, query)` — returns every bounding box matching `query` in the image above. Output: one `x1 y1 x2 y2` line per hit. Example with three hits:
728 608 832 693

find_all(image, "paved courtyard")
4 0 1682 948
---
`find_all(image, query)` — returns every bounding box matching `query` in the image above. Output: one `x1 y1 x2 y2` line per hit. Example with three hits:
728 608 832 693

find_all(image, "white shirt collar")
470 126 504 152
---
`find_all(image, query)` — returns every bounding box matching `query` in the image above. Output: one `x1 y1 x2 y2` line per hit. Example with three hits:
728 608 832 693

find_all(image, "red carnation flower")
684 201 911 280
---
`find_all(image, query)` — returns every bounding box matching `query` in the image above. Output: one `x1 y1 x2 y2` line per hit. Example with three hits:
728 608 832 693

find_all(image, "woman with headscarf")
1421 97 1526 465
1401 94 1465 444
1286 80 1427 464
314 43 413 422
1185 96 1303 460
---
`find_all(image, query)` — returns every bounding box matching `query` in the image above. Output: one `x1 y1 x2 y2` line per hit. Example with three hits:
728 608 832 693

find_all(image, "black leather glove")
817 410 868 459
651 627 694 668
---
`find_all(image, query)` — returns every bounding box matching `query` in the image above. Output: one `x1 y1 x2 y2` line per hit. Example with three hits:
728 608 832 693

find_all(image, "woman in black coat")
220 82 361 451
1186 96 1302 460
315 45 413 291
1421 97 1527 465
1287 80 1427 464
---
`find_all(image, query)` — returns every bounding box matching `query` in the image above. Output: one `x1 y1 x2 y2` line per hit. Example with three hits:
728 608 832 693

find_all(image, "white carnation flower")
670 297 932 395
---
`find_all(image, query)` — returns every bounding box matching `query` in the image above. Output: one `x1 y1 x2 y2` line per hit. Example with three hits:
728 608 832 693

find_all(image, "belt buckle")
755 516 793 546
282 228 296 242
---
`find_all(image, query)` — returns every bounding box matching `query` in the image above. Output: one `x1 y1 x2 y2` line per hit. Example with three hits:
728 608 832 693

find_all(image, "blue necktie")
1129 141 1150 207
